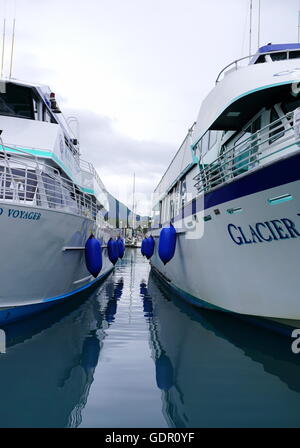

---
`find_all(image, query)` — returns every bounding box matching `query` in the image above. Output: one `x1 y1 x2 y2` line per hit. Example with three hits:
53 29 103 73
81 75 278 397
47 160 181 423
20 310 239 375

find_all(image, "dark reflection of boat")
0 276 123 428
105 278 124 324
146 273 300 428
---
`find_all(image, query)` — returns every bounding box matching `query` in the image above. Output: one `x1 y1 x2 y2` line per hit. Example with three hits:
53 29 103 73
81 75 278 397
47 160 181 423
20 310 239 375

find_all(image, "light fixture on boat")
227 111 241 117
49 92 62 113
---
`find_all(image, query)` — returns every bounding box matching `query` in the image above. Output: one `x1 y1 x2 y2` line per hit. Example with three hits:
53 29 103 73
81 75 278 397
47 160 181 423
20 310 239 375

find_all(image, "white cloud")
2 0 300 214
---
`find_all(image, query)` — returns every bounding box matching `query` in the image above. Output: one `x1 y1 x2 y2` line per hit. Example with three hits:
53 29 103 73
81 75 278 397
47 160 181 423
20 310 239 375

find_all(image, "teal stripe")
3 146 96 196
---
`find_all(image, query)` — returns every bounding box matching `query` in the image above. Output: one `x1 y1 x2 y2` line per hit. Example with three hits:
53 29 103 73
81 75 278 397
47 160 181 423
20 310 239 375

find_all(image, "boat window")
170 198 174 219
42 173 63 207
269 107 285 143
43 106 52 123
251 115 261 133
271 52 287 61
201 131 210 156
180 178 187 209
0 83 34 119
289 50 300 59
33 97 39 120
281 98 300 114
0 168 37 201
255 55 266 64
231 115 261 177
209 130 218 149
43 104 57 124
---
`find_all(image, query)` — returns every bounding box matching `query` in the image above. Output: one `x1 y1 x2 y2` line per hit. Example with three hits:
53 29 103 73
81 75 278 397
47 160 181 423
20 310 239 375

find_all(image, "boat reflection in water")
145 273 300 428
0 276 123 428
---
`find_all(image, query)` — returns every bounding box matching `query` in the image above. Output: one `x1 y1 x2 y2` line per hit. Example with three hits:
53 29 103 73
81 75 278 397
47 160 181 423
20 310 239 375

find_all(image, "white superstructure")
0 77 116 323
151 43 300 325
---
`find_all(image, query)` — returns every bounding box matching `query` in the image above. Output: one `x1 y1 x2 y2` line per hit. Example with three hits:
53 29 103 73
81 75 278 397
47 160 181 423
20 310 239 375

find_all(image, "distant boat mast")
249 0 253 55
298 0 300 43
258 0 261 48
132 172 136 231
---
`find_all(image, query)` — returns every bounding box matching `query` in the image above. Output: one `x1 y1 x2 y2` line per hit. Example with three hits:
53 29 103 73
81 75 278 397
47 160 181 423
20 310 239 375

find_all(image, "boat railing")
215 48 300 84
0 143 105 222
193 111 299 194
80 158 107 194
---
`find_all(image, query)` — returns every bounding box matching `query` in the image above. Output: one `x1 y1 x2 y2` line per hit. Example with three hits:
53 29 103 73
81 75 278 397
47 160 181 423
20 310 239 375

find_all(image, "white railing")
80 158 107 193
0 144 106 221
193 111 299 194
215 48 300 84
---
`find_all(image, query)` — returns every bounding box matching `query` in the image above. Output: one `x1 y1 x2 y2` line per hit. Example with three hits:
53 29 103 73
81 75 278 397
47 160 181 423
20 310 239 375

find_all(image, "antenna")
132 172 135 231
258 0 261 48
249 0 253 55
1 18 5 78
298 1 300 43
9 17 15 79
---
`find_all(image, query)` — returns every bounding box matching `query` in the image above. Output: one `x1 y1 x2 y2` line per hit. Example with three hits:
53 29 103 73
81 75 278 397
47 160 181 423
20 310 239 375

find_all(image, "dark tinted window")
255 55 266 64
271 52 287 61
281 98 300 114
0 83 34 119
289 50 300 59
269 107 284 143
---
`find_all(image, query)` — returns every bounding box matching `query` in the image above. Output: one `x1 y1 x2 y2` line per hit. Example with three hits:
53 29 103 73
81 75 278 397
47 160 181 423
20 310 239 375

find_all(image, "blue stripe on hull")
0 268 114 326
174 150 300 222
151 266 296 337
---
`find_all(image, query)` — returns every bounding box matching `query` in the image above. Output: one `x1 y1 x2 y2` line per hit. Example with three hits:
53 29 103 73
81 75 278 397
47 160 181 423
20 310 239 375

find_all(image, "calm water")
1 248 300 427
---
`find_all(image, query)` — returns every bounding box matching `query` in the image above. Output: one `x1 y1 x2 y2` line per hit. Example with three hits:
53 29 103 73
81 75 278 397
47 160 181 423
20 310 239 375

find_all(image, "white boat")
150 43 300 327
0 78 116 324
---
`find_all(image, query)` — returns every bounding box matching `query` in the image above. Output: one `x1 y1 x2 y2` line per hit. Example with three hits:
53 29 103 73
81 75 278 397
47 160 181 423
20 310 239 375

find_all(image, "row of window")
0 83 58 123
195 129 218 157
255 50 300 64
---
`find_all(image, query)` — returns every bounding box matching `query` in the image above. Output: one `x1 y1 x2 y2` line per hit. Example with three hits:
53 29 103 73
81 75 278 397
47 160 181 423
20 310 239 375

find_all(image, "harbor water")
1 248 300 427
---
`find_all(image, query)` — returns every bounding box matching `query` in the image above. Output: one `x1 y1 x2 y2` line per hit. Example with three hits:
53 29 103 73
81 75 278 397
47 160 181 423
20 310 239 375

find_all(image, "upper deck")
192 44 300 149
153 43 300 210
0 78 109 210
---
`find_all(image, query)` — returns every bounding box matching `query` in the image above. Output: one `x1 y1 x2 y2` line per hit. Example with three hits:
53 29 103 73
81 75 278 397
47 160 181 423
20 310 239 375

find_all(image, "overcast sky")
1 0 300 214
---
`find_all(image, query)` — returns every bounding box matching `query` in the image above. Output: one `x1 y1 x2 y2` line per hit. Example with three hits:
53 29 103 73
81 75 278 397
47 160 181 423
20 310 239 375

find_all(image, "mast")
298 1 300 43
258 0 261 48
1 18 5 78
132 172 135 232
9 17 15 79
249 0 253 55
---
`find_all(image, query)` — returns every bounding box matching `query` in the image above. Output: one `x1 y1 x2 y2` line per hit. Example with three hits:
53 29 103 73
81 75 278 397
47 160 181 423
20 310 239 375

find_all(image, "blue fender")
107 238 119 265
144 236 155 259
158 224 177 265
85 234 102 278
141 238 147 256
117 237 125 259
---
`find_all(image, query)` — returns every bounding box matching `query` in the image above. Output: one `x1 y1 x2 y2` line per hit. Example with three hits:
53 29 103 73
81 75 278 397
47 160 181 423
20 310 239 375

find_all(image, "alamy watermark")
0 329 6 354
291 329 300 354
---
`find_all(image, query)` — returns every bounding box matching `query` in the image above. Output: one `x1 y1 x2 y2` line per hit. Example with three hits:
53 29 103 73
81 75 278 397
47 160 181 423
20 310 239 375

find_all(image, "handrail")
193 110 298 195
0 142 108 203
215 48 300 84
0 148 108 222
